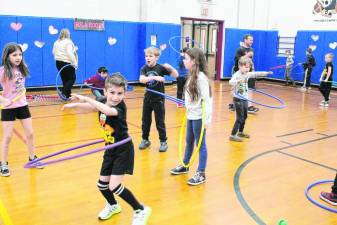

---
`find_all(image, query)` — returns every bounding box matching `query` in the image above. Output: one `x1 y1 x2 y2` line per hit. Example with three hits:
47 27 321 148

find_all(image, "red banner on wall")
74 18 105 31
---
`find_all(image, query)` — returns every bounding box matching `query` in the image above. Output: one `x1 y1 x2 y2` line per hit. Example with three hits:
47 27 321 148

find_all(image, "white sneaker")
98 203 122 220
324 102 329 107
132 206 152 225
320 101 326 106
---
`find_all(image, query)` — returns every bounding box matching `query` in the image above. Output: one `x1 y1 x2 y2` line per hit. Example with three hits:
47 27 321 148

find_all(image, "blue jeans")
183 119 207 172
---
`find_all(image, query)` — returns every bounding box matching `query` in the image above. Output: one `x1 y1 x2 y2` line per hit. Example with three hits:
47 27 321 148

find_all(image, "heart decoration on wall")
160 43 167 51
108 37 117 46
10 22 22 31
311 35 319 42
19 43 28 52
309 45 317 51
34 41 45 48
49 25 58 35
329 42 337 50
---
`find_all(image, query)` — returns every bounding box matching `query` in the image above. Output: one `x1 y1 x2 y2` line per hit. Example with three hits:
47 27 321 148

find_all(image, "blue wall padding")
0 16 18 59
0 15 181 87
224 28 337 84
17 16 43 86
223 28 279 78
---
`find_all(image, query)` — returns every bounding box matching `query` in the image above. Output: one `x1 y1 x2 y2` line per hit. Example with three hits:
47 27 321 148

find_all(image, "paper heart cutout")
108 37 117 45
34 41 45 48
19 43 28 52
49 25 58 35
329 42 337 49
311 34 319 42
10 22 22 31
160 44 167 51
309 45 317 51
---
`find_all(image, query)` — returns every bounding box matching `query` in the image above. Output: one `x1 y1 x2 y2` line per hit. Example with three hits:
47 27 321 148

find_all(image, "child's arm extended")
163 63 179 78
73 94 118 116
247 71 272 78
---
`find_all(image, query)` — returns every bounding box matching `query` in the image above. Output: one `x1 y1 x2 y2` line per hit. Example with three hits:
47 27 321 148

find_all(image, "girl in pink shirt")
0 43 42 177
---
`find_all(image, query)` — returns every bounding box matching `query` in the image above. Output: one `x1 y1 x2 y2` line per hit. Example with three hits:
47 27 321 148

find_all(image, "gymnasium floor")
1 81 337 225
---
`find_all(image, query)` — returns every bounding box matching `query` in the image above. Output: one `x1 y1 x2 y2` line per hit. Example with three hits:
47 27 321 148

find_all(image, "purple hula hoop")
305 179 337 213
145 88 185 105
235 88 286 109
24 137 131 168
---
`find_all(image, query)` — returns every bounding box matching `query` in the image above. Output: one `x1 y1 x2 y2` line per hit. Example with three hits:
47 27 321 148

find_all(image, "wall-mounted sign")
74 18 105 31
312 0 337 22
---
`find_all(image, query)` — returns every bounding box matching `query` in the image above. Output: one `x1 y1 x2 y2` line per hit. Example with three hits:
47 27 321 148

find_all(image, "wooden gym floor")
0 81 337 225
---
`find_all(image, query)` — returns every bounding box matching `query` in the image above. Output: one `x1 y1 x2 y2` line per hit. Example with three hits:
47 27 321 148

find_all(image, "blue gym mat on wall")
0 15 180 87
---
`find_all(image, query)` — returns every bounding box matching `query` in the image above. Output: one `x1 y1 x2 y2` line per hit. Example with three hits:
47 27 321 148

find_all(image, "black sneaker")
187 172 206 186
0 162 10 177
320 191 337 206
170 165 189 175
29 155 44 169
237 132 250 138
139 139 151 150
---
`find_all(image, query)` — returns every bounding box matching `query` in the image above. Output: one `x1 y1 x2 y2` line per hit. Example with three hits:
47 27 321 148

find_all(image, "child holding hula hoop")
63 74 151 224
170 48 212 186
229 57 272 142
0 43 43 177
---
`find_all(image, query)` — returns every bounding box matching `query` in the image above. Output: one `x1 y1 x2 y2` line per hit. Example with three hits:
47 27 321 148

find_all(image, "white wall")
0 0 141 21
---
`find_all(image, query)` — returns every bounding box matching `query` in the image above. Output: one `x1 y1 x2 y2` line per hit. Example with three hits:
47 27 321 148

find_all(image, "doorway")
181 17 224 80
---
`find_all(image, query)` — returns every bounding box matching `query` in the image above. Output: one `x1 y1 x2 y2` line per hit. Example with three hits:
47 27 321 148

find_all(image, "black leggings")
141 98 167 142
319 82 332 102
177 76 187 100
56 60 76 98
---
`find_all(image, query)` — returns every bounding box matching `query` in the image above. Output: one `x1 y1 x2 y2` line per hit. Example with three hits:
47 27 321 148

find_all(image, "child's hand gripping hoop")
0 88 26 109
178 101 205 168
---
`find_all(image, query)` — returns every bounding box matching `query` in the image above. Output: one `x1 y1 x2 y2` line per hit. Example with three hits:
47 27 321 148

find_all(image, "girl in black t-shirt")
319 53 334 107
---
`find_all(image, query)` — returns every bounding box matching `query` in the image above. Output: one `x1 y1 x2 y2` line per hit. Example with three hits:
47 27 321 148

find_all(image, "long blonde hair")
185 48 212 101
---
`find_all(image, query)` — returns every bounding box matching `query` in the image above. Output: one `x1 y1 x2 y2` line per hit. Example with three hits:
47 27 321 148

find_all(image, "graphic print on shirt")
99 113 115 143
146 70 159 88
13 71 25 95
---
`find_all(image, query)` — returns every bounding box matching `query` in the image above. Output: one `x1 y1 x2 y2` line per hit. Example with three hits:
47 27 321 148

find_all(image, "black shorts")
1 105 31 121
100 141 134 176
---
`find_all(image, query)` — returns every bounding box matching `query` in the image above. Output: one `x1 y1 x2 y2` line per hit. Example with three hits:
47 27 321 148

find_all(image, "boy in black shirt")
139 46 178 152
62 74 151 225
302 48 316 90
319 53 334 107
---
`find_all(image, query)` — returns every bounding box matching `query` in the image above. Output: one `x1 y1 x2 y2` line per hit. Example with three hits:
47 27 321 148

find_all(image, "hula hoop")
168 36 203 54
56 64 84 101
305 179 337 213
0 199 13 225
235 88 286 109
178 101 205 168
24 137 131 168
0 88 26 109
84 83 134 92
145 88 184 105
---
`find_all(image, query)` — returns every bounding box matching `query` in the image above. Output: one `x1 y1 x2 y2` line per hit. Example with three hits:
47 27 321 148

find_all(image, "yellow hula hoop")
0 88 26 110
178 101 206 168
0 199 14 225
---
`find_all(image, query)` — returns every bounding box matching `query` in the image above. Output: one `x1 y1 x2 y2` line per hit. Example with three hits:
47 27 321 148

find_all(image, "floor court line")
234 133 337 225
